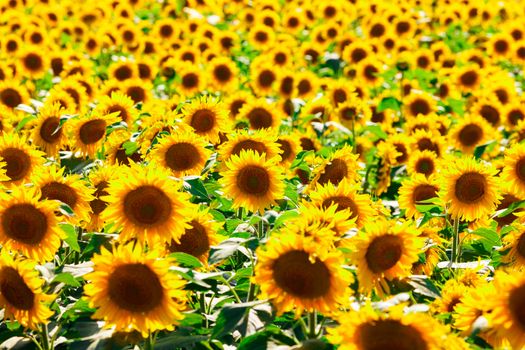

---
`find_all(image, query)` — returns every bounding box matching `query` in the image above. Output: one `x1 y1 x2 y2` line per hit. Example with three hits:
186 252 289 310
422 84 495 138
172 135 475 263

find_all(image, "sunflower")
219 150 284 212
26 102 66 157
501 143 525 198
310 179 375 229
94 91 138 126
432 280 469 315
122 79 152 105
218 129 281 164
0 81 29 111
483 271 525 349
276 134 301 166
0 133 44 186
182 97 229 144
399 175 440 219
18 46 48 79
177 64 205 97
148 130 211 178
470 96 503 127
487 33 512 59
104 130 143 166
296 202 356 244
0 187 63 262
295 70 319 99
412 225 443 276
404 92 436 118
84 165 115 231
248 24 275 50
310 145 361 188
250 63 278 96
108 60 138 82
503 101 525 128
52 77 89 114
493 191 523 229
254 233 352 316
327 304 446 350
334 99 370 129
0 252 55 330
407 150 440 177
500 224 525 268
454 65 482 93
412 129 445 157
347 220 424 294
83 243 187 337
166 208 221 263
238 98 282 131
207 57 238 92
44 88 77 114
440 157 500 221
449 114 494 154
102 162 192 244
67 112 119 158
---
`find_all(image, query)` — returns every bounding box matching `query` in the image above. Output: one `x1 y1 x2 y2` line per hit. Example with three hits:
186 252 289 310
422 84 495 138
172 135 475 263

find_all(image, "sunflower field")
5 0 525 349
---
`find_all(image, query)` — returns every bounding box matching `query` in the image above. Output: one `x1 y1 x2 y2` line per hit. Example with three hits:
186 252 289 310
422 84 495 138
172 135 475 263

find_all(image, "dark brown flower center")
1 147 31 181
108 263 163 312
247 107 273 129
41 182 78 210
409 98 431 116
458 124 483 147
79 119 106 145
480 105 500 126
321 196 358 220
272 250 331 298
39 117 62 143
515 158 525 183
412 184 438 204
126 86 146 104
277 139 292 162
168 219 210 259
108 105 129 123
509 283 525 330
459 71 478 87
0 267 34 310
23 53 43 72
394 143 408 163
0 88 22 108
365 234 403 273
508 109 525 126
114 65 132 81
236 165 270 196
494 194 520 227
415 157 434 176
90 181 109 215
494 39 509 54
191 109 216 133
214 65 232 82
165 142 201 171
258 70 276 88
2 203 48 245
231 140 266 157
357 320 428 350
123 185 172 227
182 73 199 89
454 172 486 203
318 159 348 186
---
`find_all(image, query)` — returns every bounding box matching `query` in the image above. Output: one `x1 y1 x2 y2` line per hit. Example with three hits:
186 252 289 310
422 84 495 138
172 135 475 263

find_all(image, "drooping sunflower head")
399 174 440 219
67 111 120 158
148 129 211 177
254 233 352 316
0 132 45 186
440 157 500 221
346 220 424 295
102 162 193 244
219 149 285 213
83 243 187 337
0 187 63 262
0 252 55 330
104 130 143 166
182 97 229 144
412 129 445 157
84 165 117 232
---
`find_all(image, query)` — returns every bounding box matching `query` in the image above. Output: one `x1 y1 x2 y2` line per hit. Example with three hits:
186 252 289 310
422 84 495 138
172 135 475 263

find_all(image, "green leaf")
169 252 203 268
377 97 401 112
211 301 272 339
365 124 388 140
273 210 299 229
15 115 37 131
60 223 80 252
122 141 139 156
447 98 465 116
155 335 208 349
473 141 495 159
408 276 441 299
495 199 525 218
472 228 501 246
209 237 253 264
53 272 81 287
183 176 209 200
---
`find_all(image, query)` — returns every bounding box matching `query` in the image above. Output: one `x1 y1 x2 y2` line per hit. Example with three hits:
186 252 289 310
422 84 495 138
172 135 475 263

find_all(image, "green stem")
199 293 209 328
74 228 83 264
450 218 460 267
308 311 317 339
237 207 244 220
351 117 356 154
40 324 50 350
220 276 242 303
143 331 154 350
